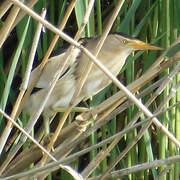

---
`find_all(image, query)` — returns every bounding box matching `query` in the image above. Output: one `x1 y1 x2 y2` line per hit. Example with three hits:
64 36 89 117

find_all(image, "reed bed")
0 0 180 179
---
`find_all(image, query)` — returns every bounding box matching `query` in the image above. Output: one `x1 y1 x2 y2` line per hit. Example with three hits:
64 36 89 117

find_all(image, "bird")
24 33 161 134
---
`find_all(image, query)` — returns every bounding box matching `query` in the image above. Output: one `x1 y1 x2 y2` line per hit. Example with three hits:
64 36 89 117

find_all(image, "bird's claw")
75 120 91 132
75 113 97 132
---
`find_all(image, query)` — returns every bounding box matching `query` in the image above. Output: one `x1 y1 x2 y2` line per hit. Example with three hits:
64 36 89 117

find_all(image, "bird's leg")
43 114 50 135
42 114 54 148
53 106 92 132
75 96 99 131
76 97 98 132
52 106 89 113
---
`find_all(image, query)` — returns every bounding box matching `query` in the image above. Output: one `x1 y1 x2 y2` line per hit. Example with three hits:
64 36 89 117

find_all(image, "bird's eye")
122 39 128 44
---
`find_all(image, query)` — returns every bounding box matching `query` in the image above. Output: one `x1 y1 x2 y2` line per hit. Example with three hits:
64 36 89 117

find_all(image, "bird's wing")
28 47 81 88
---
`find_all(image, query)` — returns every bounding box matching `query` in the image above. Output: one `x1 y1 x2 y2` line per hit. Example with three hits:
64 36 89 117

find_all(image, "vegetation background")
0 0 180 179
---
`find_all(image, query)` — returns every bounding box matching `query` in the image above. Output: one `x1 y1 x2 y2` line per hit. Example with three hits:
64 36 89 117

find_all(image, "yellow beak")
128 40 162 50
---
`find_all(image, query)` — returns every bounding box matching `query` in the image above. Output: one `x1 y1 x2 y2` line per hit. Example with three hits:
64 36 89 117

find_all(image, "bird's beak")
127 39 162 50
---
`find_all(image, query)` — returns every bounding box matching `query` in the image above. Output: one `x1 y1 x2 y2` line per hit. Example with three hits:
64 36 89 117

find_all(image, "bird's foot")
75 119 91 132
75 113 97 132
76 109 97 122
41 133 55 151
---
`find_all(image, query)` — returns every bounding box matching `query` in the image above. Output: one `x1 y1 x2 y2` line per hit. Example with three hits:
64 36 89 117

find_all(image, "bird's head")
104 33 162 53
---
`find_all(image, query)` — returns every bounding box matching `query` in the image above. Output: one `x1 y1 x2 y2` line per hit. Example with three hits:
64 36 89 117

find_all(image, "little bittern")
24 33 161 133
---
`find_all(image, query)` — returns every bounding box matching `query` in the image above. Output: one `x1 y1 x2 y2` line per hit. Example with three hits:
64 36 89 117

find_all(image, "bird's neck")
99 48 133 75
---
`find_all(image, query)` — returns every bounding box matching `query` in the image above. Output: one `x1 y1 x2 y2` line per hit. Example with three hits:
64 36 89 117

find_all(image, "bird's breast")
81 51 130 98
